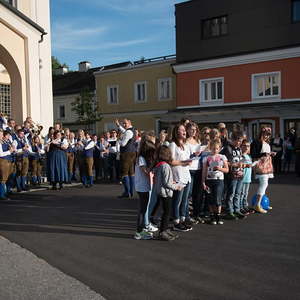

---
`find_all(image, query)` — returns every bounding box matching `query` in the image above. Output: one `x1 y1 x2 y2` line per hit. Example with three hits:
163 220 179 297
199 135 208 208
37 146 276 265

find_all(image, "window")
158 78 172 100
4 0 17 8
0 84 11 117
252 72 280 99
107 85 119 104
292 0 300 22
134 81 147 103
200 78 224 103
59 105 65 119
202 16 228 39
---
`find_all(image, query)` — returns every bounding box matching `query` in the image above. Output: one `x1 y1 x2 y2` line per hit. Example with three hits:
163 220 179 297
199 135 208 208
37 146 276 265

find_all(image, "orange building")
170 0 300 140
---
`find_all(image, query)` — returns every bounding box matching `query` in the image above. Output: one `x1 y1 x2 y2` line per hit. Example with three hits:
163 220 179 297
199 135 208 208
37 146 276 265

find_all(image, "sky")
50 0 185 71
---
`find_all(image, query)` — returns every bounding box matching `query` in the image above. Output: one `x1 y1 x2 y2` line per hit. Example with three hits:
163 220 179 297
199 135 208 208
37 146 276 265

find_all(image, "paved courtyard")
0 174 299 300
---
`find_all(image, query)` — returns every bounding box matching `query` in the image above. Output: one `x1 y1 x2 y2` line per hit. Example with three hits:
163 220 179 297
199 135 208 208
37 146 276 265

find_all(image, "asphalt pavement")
0 174 299 300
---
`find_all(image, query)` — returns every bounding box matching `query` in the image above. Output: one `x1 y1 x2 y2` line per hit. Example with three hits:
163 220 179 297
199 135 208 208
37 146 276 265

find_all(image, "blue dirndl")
47 149 68 183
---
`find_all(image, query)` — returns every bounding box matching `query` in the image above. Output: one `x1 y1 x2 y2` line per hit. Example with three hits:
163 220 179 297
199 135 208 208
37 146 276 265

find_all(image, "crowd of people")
0 114 299 242
132 120 300 241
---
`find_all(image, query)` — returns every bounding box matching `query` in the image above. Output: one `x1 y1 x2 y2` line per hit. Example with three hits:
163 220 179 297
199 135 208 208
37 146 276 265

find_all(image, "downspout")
38 31 47 130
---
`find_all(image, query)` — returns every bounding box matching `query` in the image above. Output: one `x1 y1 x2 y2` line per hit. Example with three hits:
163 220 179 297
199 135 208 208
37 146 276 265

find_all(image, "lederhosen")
30 144 44 179
0 141 13 184
120 128 136 177
15 138 29 177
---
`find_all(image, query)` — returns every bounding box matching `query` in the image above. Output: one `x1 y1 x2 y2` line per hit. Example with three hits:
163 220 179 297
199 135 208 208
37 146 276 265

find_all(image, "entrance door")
248 119 275 141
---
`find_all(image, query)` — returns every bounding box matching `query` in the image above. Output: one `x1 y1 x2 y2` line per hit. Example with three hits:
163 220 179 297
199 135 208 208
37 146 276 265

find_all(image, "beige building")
0 0 53 129
94 56 176 134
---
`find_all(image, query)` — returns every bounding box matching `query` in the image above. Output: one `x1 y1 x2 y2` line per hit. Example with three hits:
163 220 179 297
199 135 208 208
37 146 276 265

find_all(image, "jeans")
158 196 172 232
172 182 191 221
226 178 243 214
206 180 224 207
144 189 158 226
191 170 202 217
136 192 150 232
240 183 250 209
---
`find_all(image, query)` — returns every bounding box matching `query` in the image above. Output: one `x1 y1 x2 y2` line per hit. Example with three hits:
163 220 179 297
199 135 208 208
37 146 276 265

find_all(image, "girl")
186 122 203 223
153 145 183 241
250 127 275 213
202 139 229 225
240 140 253 215
169 124 193 232
134 132 157 240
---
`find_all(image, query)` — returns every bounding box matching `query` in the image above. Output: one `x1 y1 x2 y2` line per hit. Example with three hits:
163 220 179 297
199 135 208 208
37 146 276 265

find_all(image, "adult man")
115 118 136 198
12 129 32 192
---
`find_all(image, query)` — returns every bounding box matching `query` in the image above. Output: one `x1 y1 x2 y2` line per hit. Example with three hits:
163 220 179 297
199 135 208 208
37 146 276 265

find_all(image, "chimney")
54 66 68 75
78 61 91 72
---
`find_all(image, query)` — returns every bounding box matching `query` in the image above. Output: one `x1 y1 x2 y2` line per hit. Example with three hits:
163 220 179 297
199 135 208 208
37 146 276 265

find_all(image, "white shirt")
169 142 191 184
187 142 202 171
118 125 134 147
203 154 227 180
134 156 151 192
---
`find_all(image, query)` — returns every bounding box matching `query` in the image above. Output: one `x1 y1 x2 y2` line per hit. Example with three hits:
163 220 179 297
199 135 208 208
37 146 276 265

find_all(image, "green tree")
71 87 102 130
52 56 69 74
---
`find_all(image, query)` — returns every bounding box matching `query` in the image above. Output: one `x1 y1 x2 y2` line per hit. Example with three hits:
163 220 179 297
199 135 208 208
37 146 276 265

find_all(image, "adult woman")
186 122 204 223
250 127 275 213
46 130 68 190
169 124 193 231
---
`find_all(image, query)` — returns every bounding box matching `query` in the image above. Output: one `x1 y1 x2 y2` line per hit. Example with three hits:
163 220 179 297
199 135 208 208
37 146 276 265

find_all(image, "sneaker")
134 230 153 240
196 216 206 224
160 231 175 241
217 220 224 225
183 220 193 231
166 229 179 239
146 223 158 232
118 193 130 199
254 205 267 214
209 219 217 225
225 213 238 220
189 217 199 225
240 209 250 216
235 211 247 219
173 223 189 232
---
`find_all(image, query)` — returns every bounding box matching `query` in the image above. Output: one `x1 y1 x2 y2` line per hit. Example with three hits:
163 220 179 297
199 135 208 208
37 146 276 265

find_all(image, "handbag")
255 155 273 175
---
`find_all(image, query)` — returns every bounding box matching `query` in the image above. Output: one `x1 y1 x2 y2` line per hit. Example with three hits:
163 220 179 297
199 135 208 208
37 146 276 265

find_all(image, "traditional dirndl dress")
47 143 68 183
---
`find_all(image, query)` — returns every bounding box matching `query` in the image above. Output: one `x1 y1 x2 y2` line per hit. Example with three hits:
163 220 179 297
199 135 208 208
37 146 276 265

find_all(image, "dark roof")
0 0 45 34
53 61 132 96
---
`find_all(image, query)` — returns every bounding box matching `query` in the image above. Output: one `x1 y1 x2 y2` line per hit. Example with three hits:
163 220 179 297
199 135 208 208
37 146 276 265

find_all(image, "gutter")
0 0 46 41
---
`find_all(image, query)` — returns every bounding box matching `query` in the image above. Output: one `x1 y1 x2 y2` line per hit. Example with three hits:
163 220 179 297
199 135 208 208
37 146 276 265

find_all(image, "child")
202 139 229 225
240 140 253 215
134 132 157 240
153 145 183 241
221 132 245 219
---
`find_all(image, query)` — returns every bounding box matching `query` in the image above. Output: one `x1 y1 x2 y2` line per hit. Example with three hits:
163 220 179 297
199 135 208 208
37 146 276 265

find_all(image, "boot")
0 183 7 200
32 176 37 186
129 175 135 198
119 176 130 198
16 176 22 192
88 176 94 187
82 175 87 187
21 176 29 191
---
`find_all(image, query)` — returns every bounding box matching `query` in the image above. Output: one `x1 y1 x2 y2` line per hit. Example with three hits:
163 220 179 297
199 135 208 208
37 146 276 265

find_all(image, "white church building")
0 0 53 129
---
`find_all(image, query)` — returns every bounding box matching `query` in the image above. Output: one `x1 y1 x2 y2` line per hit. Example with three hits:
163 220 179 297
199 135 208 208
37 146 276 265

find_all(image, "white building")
0 0 53 129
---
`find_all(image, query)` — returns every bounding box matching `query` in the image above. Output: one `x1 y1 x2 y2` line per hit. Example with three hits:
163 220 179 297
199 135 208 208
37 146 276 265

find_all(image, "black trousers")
158 195 172 232
136 192 149 232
